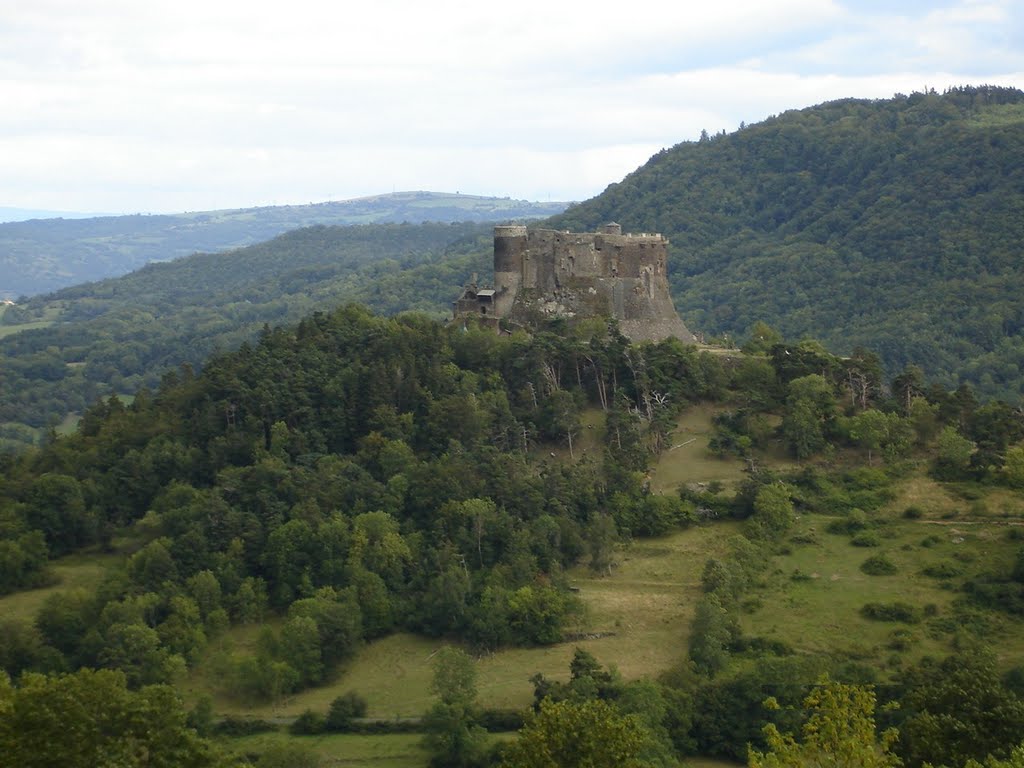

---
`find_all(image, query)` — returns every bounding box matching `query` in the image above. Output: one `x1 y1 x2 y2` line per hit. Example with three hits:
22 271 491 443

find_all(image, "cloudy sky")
1 0 1022 215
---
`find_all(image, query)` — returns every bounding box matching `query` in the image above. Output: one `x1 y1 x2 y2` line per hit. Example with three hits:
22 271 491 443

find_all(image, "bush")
478 709 526 732
921 561 962 579
851 531 881 547
213 717 278 736
861 602 922 623
903 506 924 519
325 691 368 732
289 709 325 735
860 554 898 575
888 629 916 651
825 509 870 535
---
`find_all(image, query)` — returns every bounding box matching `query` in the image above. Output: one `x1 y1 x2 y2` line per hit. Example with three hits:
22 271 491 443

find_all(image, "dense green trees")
0 668 226 768
551 86 1024 402
0 305 724 704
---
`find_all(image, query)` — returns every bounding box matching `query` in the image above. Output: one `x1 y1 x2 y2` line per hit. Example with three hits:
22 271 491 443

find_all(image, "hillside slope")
0 222 492 445
549 86 1024 400
0 191 568 298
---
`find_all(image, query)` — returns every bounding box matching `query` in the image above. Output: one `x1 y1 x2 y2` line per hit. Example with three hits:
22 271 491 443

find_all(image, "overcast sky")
1 0 1022 215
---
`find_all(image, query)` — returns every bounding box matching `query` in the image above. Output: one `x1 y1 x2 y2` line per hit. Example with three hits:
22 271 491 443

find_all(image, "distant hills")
0 191 569 298
550 85 1024 401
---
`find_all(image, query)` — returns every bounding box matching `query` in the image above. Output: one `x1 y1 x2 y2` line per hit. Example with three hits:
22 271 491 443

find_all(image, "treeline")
549 85 1024 401
0 306 722 703
0 221 493 449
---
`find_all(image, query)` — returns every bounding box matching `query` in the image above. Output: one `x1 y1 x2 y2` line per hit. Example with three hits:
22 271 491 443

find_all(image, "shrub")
325 691 368 732
851 531 881 547
478 709 526 732
888 629 916 650
861 602 922 623
825 509 870 535
922 562 962 579
860 554 898 575
289 709 325 735
903 506 924 519
213 717 277 736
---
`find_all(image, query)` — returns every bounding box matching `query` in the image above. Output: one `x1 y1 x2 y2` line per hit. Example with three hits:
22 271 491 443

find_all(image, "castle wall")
468 225 694 343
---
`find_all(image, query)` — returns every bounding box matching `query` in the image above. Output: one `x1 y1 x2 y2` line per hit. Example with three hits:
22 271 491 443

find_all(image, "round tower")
493 225 527 316
494 225 528 274
600 222 622 235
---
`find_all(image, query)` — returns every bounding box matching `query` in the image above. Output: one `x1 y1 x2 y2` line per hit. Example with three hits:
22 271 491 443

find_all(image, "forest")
549 85 1024 402
0 222 493 450
2 301 1024 767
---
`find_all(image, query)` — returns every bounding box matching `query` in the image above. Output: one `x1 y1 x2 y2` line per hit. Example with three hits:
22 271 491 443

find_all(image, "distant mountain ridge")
0 191 570 298
549 85 1024 400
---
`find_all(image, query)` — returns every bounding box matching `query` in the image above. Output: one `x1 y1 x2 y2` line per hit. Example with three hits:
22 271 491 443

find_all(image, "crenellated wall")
454 224 695 343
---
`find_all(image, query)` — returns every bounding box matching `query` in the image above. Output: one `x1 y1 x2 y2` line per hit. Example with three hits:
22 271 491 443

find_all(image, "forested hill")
548 85 1024 401
0 222 493 448
0 191 568 298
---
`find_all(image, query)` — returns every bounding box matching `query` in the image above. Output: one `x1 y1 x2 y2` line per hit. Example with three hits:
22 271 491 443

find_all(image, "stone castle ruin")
454 223 695 343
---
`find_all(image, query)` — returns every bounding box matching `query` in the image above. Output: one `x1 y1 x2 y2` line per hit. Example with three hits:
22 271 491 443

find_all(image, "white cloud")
0 0 1021 212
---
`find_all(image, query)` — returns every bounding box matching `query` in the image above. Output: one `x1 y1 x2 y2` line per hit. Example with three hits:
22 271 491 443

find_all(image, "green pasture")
195 521 738 718
649 406 748 493
742 501 1024 669
0 553 118 621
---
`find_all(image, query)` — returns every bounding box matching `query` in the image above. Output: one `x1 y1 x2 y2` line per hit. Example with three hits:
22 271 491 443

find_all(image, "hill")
0 191 569 298
0 222 493 448
1 301 1023 767
548 85 1024 401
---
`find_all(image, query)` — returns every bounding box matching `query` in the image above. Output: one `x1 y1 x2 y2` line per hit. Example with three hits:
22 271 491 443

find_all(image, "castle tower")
493 225 527 316
453 224 695 343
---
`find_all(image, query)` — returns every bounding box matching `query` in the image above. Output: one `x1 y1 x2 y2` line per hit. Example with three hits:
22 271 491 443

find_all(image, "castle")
453 223 695 343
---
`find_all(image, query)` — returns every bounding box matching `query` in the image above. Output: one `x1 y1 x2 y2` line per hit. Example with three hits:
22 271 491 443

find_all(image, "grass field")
196 520 739 718
0 553 118 621
0 303 62 338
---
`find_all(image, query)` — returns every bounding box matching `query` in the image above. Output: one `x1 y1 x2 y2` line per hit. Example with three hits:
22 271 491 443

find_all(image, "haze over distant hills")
0 207 115 224
0 191 570 298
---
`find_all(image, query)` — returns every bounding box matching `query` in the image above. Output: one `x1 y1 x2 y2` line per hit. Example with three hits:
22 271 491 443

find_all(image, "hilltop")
549 86 1024 401
0 191 569 298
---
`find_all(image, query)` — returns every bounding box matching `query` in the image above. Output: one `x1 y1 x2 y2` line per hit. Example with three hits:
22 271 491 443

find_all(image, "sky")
1 0 1022 215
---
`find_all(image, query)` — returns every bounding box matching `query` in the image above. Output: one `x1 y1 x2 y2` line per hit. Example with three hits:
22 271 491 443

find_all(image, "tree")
689 592 736 676
747 484 795 540
782 375 836 459
0 668 222 768
326 691 368 732
748 676 899 768
501 697 647 768
422 646 487 768
898 649 1024 768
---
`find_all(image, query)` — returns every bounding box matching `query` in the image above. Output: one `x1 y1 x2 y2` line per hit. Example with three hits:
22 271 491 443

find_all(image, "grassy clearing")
0 553 118 621
649 405 748 494
0 318 54 338
741 502 1024 670
195 523 737 718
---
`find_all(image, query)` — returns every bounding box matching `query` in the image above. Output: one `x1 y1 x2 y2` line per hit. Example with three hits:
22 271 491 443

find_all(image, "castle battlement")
454 224 694 343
